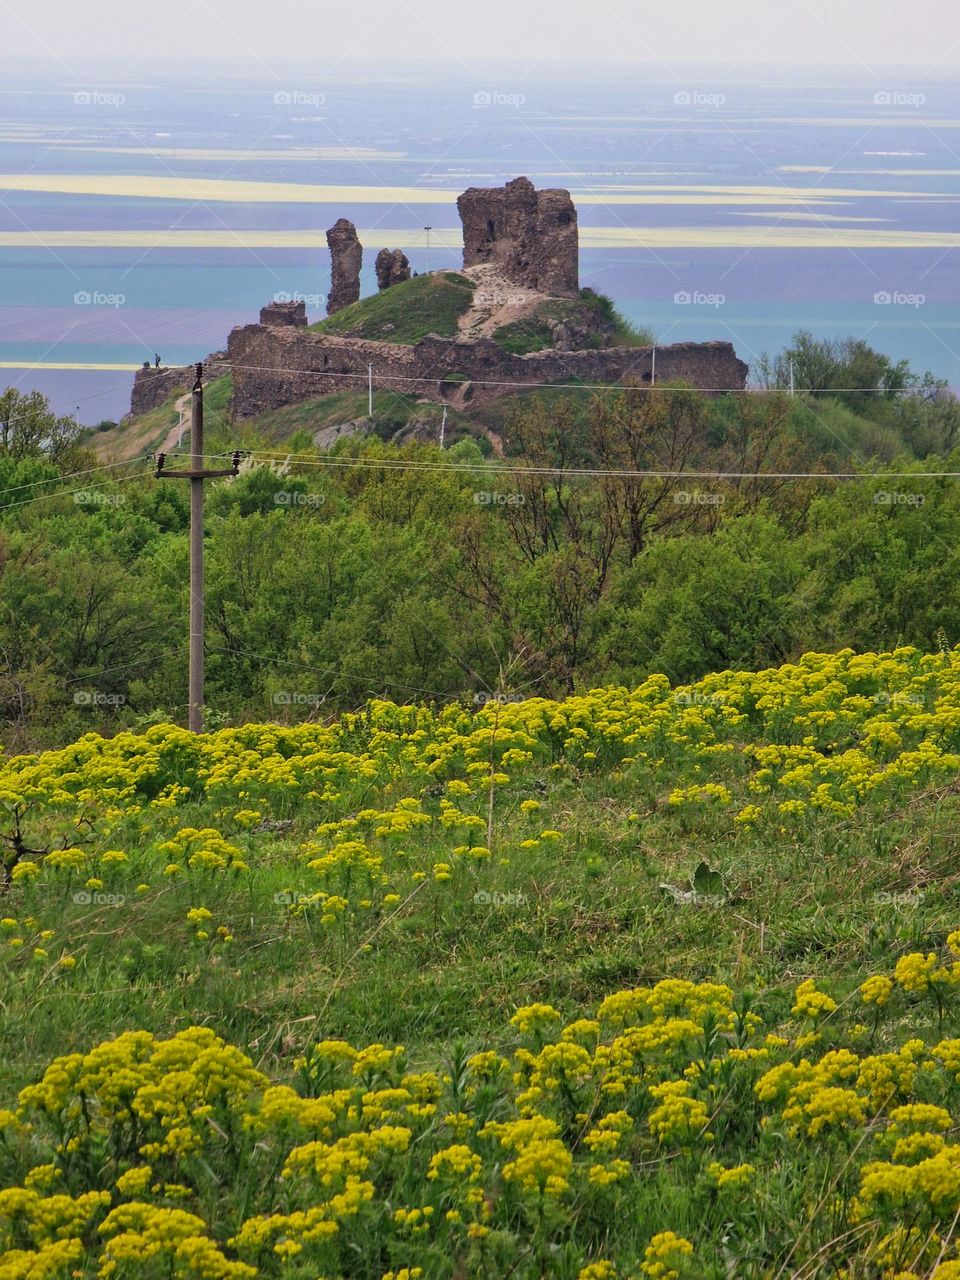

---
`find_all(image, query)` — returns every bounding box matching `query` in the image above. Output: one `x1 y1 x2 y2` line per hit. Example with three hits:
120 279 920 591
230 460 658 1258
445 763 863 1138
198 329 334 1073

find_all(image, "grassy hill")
2 647 960 1276
309 271 477 344
492 290 655 355
88 374 235 461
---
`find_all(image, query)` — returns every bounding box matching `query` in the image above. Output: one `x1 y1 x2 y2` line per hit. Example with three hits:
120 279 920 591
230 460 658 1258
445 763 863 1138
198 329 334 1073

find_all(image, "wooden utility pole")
155 363 241 732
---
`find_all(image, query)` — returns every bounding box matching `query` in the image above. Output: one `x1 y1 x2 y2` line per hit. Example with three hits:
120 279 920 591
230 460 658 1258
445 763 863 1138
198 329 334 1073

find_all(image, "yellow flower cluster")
3 936 960 1274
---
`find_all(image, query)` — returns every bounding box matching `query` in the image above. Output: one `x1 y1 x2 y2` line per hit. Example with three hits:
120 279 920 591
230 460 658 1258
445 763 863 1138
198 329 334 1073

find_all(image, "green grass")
2 689 959 1094
5 654 960 1275
3 775 956 1097
90 374 235 461
491 291 656 355
310 272 476 344
233 389 480 448
491 317 557 355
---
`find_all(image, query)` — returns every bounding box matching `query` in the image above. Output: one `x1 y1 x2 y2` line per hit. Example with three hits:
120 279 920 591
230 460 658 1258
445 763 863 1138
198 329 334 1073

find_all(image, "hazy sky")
3 0 960 69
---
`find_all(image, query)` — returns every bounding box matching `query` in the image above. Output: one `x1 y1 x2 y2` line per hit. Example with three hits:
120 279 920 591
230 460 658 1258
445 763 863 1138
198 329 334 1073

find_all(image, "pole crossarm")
155 453 241 480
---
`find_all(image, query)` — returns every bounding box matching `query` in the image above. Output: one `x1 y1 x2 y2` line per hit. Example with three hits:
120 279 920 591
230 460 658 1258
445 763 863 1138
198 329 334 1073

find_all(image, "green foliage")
4 368 960 750
577 288 656 346
310 272 476 343
0 387 88 467
491 290 656 355
491 318 556 354
755 330 923 415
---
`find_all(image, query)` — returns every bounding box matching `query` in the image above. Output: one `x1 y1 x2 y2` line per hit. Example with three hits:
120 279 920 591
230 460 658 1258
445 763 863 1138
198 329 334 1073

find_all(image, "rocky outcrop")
457 176 579 297
259 300 307 327
326 219 362 314
375 248 411 291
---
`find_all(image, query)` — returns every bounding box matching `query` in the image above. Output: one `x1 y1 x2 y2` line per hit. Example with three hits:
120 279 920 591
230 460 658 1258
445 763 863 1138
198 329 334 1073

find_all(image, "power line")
3 448 951 516
0 456 140 499
218 359 951 398
223 449 960 483
0 450 236 510
0 467 152 514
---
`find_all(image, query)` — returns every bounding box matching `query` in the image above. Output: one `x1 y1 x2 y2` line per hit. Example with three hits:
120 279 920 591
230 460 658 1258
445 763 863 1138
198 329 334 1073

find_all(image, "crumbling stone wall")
226 323 747 420
457 176 579 297
259 300 307 327
129 178 751 424
129 354 229 417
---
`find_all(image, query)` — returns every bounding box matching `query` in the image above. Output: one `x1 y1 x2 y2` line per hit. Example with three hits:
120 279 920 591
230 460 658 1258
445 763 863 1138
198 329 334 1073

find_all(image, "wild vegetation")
2 332 960 751
308 273 477 344
1 648 960 1275
3 334 960 1275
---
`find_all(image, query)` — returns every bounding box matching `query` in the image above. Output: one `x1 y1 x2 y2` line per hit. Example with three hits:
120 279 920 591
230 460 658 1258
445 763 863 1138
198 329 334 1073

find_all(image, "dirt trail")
157 393 191 455
457 265 550 340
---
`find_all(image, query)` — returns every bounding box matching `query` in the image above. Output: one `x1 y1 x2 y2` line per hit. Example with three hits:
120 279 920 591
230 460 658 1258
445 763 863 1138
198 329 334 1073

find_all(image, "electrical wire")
0 467 152 513
0 456 143 499
217 449 960 483
216 359 952 398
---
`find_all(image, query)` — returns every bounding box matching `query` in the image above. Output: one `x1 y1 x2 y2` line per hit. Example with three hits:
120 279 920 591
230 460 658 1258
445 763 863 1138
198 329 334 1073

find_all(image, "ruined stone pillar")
375 248 412 291
326 219 362 315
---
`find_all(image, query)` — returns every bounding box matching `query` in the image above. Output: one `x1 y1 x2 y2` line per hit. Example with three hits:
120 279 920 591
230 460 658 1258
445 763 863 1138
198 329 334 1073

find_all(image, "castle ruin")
457 176 579 296
130 178 748 421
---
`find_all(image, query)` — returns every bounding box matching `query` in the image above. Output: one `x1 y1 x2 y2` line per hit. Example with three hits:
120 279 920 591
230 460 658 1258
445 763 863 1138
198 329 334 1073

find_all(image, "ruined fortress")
130 177 747 420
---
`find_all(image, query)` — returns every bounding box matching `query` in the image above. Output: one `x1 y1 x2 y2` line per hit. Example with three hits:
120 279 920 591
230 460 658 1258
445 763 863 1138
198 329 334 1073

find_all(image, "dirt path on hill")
458 265 549 340
158 393 191 455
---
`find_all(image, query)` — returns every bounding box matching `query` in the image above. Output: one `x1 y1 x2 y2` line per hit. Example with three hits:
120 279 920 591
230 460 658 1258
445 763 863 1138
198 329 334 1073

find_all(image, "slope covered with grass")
3 647 960 1275
310 272 476 344
492 291 656 355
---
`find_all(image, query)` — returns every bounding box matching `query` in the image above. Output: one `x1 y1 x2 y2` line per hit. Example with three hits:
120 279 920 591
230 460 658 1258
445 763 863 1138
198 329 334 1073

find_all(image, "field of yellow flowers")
3 646 960 1277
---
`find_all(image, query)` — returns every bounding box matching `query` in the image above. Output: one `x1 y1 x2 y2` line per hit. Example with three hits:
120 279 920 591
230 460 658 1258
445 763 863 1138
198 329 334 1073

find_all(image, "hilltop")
109 177 746 455
92 269 658 461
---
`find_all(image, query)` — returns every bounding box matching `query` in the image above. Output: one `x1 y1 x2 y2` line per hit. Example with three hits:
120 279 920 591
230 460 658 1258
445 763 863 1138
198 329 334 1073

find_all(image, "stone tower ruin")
456 176 579 297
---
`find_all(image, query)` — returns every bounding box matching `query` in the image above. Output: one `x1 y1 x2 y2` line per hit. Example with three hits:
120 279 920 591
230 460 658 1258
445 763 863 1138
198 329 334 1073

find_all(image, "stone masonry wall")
226 324 748 420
